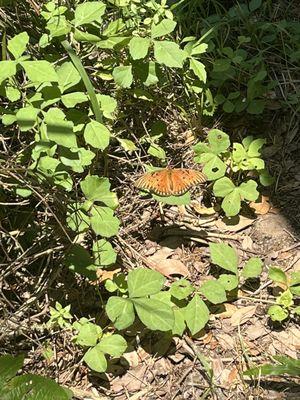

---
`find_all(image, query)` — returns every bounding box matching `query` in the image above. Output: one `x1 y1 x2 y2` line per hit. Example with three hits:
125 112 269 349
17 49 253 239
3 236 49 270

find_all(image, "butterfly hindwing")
135 168 206 196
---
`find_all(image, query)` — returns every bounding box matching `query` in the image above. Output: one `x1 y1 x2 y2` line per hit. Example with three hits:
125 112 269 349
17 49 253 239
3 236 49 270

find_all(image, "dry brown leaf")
219 367 239 387
250 195 271 215
230 305 257 327
215 215 255 232
190 201 216 215
245 320 268 341
242 235 253 250
215 303 238 319
122 350 139 368
217 333 235 350
147 246 189 277
95 268 121 283
270 327 300 358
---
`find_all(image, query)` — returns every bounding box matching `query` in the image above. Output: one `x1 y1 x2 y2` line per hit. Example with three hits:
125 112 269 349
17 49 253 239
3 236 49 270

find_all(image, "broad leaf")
74 1 106 26
98 334 127 357
189 58 207 83
154 41 186 68
90 206 120 237
21 61 58 83
93 239 117 266
113 65 133 88
7 31 29 59
242 258 263 279
132 297 174 331
129 37 150 60
200 280 227 304
106 296 135 329
0 61 16 83
127 268 165 298
184 295 210 335
83 346 107 372
151 19 177 39
84 120 110 150
209 242 238 274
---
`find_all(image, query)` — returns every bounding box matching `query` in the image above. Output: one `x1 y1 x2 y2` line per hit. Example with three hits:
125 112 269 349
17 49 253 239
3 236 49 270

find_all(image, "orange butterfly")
135 168 206 196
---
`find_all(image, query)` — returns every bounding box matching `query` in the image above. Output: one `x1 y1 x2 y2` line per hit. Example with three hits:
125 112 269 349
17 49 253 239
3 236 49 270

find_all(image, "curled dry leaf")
230 305 257 327
215 215 255 233
147 246 189 277
96 268 121 283
250 195 270 215
215 303 238 319
190 200 216 215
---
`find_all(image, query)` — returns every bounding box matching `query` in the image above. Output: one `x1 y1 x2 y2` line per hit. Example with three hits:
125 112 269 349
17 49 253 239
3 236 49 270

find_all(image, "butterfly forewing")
135 168 206 196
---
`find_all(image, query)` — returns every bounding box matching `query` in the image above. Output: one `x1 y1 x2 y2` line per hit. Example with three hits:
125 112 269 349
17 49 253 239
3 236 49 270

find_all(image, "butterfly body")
135 168 206 196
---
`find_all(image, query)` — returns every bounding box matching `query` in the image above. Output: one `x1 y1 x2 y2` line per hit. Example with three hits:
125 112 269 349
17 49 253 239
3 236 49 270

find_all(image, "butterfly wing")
135 169 171 196
169 169 206 195
135 168 206 196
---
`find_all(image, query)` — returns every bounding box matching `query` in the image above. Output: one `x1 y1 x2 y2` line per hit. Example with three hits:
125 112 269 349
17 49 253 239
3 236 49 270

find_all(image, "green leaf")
0 61 16 83
2 374 72 400
2 114 16 126
61 92 88 108
7 31 29 59
57 61 81 93
259 169 275 186
170 279 194 300
154 41 186 68
16 106 39 132
268 267 287 285
66 209 90 233
73 29 101 42
106 297 135 330
97 94 117 119
200 280 227 304
112 65 133 88
80 175 118 208
268 305 289 322
247 138 266 157
221 189 241 217
244 357 300 377
147 143 166 159
208 129 230 154
117 138 137 152
242 258 263 279
98 334 127 357
5 85 21 102
93 239 117 266
152 192 191 206
132 297 174 331
238 180 259 201
218 274 239 291
45 108 77 148
290 272 300 287
0 354 24 384
196 153 226 180
127 268 165 298
74 1 106 26
90 206 120 237
189 58 207 83
151 19 177 39
213 177 235 197
213 58 231 72
232 143 247 163
84 120 110 150
173 308 186 336
21 61 58 83
74 321 102 347
249 0 262 12
247 99 265 114
184 295 210 335
209 243 238 274
47 15 71 37
65 244 96 280
223 100 235 113
276 290 293 308
191 43 208 56
83 346 107 372
129 37 150 60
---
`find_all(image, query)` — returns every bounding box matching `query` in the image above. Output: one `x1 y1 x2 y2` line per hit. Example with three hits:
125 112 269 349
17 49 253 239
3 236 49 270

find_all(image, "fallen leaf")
250 195 271 215
242 235 253 250
215 215 255 233
147 246 189 277
215 303 238 319
230 305 257 327
217 333 235 350
219 367 239 387
122 350 139 368
95 268 121 283
245 320 268 341
190 201 216 215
